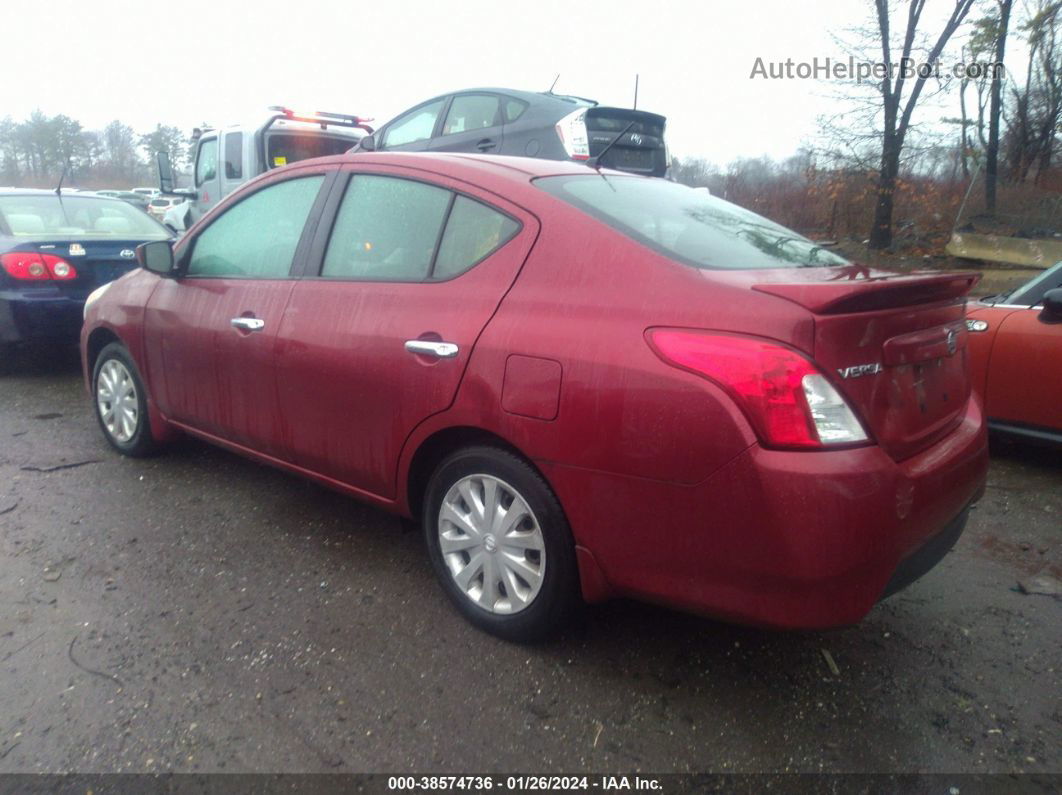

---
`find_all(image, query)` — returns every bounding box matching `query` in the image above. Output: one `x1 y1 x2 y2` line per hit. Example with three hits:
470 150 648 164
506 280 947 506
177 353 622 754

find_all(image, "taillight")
46 255 77 279
1 252 77 281
647 329 869 450
555 109 590 161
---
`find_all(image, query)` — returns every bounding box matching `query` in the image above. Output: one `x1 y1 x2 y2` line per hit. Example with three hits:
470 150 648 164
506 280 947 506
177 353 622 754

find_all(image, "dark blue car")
0 189 171 355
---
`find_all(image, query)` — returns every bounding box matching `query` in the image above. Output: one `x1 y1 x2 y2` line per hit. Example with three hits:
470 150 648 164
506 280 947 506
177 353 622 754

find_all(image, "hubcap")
96 359 139 443
438 474 546 614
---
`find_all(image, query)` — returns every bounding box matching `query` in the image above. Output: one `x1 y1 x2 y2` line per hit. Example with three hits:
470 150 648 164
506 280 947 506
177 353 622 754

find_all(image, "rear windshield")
265 133 356 168
536 175 848 270
0 195 171 240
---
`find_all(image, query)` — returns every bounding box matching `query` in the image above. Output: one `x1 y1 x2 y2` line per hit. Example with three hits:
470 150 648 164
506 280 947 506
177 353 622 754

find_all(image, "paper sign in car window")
274 156 287 166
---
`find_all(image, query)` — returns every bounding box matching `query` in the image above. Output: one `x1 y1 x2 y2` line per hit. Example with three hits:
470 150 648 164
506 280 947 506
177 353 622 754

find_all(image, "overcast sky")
6 0 1018 165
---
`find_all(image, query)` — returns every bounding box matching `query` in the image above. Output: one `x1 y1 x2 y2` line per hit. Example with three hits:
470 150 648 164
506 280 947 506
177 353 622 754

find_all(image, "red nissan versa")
80 153 989 641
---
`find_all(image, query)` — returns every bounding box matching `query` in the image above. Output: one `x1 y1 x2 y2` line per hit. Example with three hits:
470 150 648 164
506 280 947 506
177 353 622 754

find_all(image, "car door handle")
404 340 459 358
475 138 496 152
231 317 265 332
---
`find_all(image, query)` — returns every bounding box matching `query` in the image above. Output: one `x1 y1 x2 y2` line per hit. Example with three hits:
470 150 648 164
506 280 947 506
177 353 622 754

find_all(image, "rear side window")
187 176 323 278
195 138 218 186
381 100 445 148
442 95 500 135
322 176 451 281
536 176 849 270
224 132 243 179
266 134 352 168
434 196 519 279
0 195 170 240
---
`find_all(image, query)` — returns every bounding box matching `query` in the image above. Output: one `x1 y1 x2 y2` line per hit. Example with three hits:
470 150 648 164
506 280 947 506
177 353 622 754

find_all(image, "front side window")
434 196 520 279
536 175 849 270
195 138 218 186
442 95 500 135
322 176 450 281
381 100 444 148
187 176 323 278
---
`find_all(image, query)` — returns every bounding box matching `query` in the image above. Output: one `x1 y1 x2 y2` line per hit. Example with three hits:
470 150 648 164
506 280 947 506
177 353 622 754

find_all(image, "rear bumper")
880 506 969 599
0 289 84 344
542 396 989 629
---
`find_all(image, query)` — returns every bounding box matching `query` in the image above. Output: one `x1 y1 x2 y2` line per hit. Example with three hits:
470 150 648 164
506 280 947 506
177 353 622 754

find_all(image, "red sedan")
81 153 988 641
966 261 1062 444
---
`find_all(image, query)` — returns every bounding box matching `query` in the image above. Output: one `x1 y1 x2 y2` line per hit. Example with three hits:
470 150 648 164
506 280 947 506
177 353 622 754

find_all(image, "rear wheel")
92 342 158 457
423 446 578 642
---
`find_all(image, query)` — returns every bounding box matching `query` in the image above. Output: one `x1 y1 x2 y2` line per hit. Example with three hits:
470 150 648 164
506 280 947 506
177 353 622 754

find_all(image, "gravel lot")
0 350 1059 775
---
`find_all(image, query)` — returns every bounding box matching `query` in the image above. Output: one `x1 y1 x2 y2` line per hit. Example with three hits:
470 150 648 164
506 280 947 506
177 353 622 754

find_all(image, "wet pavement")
0 350 1059 774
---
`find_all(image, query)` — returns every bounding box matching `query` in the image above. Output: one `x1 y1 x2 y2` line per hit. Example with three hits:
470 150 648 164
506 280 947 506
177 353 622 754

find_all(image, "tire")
423 446 579 642
92 342 158 457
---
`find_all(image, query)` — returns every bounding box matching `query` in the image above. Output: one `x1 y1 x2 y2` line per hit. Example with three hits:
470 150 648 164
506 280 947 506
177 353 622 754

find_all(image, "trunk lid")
585 108 667 177
752 267 980 460
32 239 144 296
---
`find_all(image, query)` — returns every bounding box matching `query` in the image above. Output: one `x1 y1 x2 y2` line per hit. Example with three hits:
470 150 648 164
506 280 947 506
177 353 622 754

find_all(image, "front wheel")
423 446 579 642
92 342 158 457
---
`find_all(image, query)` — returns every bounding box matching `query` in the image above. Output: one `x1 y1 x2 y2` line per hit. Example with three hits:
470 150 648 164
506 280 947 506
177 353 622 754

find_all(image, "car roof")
459 87 596 105
314 151 631 183
0 188 122 200
399 87 596 111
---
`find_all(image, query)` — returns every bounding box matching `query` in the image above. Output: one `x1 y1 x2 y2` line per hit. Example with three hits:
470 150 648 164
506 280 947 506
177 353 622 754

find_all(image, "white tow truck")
157 106 373 232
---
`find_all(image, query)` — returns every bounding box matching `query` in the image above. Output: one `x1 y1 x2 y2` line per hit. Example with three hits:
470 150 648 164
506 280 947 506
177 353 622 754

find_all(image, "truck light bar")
267 106 375 134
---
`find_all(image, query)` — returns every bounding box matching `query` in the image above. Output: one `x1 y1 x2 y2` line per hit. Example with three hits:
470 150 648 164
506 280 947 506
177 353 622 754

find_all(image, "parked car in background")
132 187 161 199
156 106 372 232
81 153 986 641
94 190 150 211
1 189 171 355
146 196 185 222
966 260 1062 444
358 88 669 177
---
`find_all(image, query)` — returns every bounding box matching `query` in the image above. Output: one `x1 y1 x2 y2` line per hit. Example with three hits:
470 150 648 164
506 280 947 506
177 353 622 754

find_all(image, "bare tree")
986 0 1013 211
1004 0 1062 184
868 0 979 248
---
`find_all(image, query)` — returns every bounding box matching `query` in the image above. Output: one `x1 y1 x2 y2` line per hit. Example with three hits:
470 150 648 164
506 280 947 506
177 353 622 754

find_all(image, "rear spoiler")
752 270 981 314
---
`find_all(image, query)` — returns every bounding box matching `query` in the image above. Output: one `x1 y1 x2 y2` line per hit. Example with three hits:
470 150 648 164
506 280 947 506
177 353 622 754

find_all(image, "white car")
147 196 185 221
161 198 193 231
132 187 161 199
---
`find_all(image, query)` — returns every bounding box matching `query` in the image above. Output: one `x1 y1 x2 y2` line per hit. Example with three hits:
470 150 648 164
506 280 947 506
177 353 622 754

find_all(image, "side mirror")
137 240 176 276
1039 288 1062 324
157 151 175 194
357 133 376 152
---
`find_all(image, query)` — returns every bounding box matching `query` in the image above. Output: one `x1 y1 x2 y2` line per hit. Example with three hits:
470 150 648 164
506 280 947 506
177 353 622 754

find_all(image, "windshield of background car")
536 175 850 270
265 133 353 168
1007 260 1062 306
0 196 171 240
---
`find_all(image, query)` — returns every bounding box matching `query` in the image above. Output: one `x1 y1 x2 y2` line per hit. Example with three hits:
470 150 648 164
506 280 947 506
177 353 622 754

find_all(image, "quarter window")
442 95 500 135
187 176 323 278
195 138 218 186
224 132 243 180
381 100 445 148
322 176 451 281
504 99 527 123
434 196 520 279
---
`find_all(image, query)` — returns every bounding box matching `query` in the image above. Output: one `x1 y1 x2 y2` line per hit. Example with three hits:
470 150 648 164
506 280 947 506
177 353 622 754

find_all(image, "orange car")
966 260 1062 444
